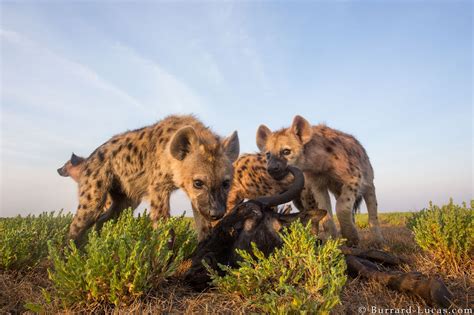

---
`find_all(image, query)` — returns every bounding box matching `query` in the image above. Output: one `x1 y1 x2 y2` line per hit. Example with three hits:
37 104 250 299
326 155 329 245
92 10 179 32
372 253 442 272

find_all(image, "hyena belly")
69 115 239 243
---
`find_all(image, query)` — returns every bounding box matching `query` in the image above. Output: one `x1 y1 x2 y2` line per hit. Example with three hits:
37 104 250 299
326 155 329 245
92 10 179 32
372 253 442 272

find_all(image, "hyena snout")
209 203 226 220
57 167 68 177
267 156 288 180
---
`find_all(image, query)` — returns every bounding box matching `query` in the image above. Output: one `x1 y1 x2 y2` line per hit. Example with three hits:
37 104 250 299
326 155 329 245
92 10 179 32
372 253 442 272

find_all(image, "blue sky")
1 1 472 217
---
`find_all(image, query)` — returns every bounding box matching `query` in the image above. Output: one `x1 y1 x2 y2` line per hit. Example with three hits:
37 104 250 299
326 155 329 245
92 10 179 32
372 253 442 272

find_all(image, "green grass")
1 201 471 313
407 199 473 273
208 221 347 314
0 211 72 270
47 210 197 308
354 212 414 229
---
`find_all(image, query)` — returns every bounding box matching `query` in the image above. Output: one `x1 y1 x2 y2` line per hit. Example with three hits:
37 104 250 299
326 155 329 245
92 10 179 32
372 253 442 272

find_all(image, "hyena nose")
268 165 281 173
210 206 225 221
57 167 66 176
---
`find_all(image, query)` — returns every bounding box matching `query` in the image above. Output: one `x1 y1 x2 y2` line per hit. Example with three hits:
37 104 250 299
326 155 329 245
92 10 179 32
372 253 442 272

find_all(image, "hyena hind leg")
335 186 360 246
363 184 384 244
311 186 338 239
148 184 172 228
69 178 112 244
95 190 140 232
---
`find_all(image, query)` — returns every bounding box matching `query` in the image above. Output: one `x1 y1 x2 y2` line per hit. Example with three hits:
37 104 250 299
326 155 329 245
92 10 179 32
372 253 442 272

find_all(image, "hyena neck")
296 143 330 173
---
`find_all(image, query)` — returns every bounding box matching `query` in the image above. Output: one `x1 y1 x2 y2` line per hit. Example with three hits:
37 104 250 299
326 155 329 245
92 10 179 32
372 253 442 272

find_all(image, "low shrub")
48 210 197 307
408 199 473 273
208 221 347 314
0 211 72 270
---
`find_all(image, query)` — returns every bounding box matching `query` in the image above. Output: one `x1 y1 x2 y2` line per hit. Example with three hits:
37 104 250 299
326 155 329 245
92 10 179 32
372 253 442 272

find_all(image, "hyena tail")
352 195 363 217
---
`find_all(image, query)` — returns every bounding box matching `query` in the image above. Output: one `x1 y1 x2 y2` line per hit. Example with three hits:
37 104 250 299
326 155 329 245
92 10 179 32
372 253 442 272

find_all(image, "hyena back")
69 115 239 242
256 115 383 246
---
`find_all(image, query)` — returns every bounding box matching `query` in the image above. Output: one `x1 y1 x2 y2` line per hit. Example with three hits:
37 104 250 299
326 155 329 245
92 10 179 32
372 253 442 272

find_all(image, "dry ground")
1 215 472 314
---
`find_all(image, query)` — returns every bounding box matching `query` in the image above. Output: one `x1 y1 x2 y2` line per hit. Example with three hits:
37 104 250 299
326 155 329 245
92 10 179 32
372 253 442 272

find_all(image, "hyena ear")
170 126 198 161
291 115 312 144
256 125 271 152
222 131 240 162
70 153 85 166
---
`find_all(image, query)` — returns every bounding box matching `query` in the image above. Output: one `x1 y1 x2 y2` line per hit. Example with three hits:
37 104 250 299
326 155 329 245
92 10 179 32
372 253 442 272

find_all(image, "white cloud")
107 42 207 116
1 29 146 112
1 28 207 215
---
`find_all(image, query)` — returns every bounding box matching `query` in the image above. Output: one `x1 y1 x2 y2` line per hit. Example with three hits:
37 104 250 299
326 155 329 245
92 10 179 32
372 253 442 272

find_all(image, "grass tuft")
208 221 347 314
47 209 197 307
407 199 473 274
0 211 72 270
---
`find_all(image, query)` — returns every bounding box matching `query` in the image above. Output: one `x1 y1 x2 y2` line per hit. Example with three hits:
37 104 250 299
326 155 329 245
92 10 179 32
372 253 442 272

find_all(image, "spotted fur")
256 115 383 246
68 115 239 242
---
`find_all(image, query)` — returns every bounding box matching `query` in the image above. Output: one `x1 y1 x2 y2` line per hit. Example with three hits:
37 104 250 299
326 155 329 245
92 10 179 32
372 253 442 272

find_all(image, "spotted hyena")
226 153 332 236
57 153 85 183
69 115 239 242
57 153 113 222
256 115 383 246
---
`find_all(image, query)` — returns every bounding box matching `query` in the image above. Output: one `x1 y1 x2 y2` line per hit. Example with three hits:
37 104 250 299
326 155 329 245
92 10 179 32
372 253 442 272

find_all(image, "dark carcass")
184 166 453 307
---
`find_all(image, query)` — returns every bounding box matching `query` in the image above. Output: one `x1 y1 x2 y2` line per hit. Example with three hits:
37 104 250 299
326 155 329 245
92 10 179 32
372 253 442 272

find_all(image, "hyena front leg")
363 184 384 244
69 177 111 244
311 186 337 238
336 185 359 246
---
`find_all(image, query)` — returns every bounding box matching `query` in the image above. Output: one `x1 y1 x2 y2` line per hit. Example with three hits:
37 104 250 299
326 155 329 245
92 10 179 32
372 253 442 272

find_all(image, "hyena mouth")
57 167 67 177
268 168 290 181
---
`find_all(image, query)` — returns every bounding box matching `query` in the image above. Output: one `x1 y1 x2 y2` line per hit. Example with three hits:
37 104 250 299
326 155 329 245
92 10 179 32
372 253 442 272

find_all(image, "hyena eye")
265 152 271 159
222 179 231 189
281 149 291 156
193 179 204 189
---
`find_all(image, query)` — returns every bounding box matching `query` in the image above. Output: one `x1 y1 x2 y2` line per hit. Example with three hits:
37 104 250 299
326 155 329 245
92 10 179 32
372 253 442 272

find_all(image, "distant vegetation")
354 211 413 229
0 211 72 270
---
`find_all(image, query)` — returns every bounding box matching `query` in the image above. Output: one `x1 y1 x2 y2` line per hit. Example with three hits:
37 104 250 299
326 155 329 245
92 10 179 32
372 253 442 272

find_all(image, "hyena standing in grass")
256 115 383 246
226 153 329 236
68 115 239 242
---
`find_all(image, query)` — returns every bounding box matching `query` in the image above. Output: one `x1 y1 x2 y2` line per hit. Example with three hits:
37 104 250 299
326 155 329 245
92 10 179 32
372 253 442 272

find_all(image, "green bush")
0 211 72 270
208 221 347 314
48 210 197 307
408 200 473 272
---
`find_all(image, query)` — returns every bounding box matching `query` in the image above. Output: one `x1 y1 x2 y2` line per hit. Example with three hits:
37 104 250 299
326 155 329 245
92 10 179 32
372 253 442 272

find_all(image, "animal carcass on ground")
184 166 453 308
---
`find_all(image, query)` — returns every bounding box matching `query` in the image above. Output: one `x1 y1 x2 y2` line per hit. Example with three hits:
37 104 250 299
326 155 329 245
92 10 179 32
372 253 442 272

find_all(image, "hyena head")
256 115 313 179
169 126 240 221
57 153 85 183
